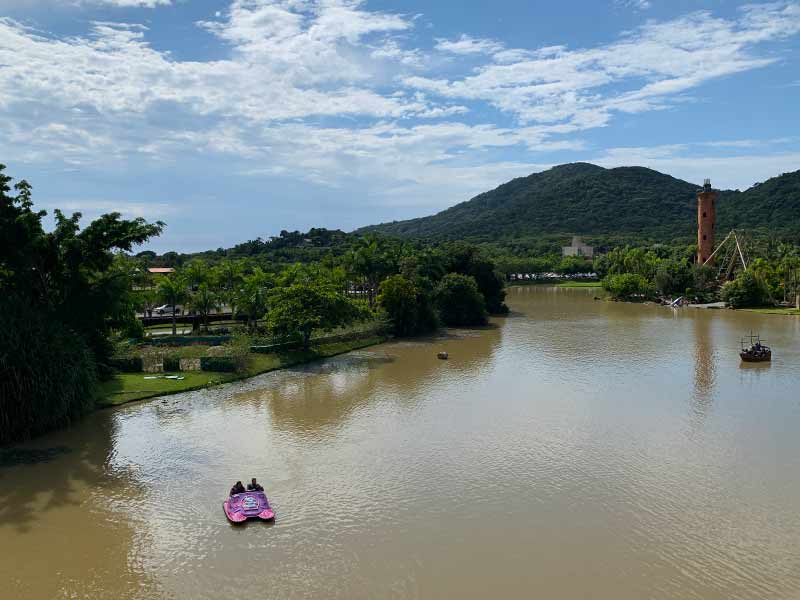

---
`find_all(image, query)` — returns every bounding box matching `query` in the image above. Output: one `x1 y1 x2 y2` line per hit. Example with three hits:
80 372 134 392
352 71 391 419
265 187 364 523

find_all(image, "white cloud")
616 0 652 10
435 34 503 55
405 3 800 128
93 0 171 6
0 0 172 7
0 0 799 220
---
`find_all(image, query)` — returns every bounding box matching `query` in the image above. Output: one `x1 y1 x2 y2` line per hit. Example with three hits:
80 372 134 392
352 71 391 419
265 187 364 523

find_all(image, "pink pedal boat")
223 491 275 524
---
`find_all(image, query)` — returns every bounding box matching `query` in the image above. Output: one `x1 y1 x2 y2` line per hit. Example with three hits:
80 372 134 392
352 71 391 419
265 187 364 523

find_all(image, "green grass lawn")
98 336 386 407
739 306 800 315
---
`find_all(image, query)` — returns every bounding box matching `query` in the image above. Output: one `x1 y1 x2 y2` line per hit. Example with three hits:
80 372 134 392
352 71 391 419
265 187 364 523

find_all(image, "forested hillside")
361 164 800 246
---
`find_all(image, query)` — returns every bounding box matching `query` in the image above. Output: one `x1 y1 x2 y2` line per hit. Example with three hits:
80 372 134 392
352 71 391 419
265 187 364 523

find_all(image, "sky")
1 0 799 252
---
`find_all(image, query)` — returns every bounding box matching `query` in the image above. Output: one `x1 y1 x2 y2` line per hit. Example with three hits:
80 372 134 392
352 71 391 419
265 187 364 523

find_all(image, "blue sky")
1 0 799 252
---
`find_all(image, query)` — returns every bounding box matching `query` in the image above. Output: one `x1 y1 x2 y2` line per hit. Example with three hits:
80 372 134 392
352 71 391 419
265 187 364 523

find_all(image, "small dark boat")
223 491 275 524
740 332 771 363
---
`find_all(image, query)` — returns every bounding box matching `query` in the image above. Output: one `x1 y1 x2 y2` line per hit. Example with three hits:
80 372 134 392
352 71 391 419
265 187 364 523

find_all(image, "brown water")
3 286 800 600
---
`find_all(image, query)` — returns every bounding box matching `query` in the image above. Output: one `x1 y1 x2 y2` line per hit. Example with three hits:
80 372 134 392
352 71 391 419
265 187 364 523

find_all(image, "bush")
109 356 143 373
601 273 655 301
434 273 488 326
118 318 145 341
228 331 253 372
721 271 770 308
200 356 237 372
163 355 180 372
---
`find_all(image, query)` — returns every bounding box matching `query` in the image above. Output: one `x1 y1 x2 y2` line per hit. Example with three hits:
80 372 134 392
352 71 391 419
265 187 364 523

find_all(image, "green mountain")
361 163 800 246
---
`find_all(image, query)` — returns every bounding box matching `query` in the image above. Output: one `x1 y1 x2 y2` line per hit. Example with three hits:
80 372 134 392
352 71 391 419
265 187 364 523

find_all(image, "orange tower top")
697 179 716 265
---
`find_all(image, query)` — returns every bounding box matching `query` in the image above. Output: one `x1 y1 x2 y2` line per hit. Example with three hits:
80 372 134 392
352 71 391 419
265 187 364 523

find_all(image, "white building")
562 236 593 258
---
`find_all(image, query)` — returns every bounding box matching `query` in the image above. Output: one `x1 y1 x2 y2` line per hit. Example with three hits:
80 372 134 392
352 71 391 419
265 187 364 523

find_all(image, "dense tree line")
137 236 508 340
594 243 800 307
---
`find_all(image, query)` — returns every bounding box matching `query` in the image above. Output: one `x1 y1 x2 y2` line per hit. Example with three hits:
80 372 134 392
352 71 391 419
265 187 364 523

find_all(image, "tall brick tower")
697 178 716 265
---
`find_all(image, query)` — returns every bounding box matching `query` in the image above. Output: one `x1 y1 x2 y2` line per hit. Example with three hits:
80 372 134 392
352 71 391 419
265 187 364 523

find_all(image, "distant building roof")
147 267 175 274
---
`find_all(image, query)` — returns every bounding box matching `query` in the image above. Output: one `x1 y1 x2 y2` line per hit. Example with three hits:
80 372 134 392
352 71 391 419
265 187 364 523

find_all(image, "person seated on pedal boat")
230 481 246 496
247 478 264 492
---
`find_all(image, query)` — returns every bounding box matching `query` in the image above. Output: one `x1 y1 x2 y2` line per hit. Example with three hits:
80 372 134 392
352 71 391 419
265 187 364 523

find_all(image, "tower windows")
703 212 707 218
703 234 707 240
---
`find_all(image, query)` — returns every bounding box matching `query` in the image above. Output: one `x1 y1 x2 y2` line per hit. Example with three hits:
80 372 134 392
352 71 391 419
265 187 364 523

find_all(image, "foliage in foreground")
0 301 97 445
0 164 162 443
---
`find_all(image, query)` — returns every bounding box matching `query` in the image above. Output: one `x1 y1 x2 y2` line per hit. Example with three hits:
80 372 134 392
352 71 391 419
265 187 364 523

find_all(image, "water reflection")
691 312 716 410
0 413 156 599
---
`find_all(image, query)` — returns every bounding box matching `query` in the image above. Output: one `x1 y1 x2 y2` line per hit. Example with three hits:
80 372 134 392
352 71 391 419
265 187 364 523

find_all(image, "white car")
155 304 182 316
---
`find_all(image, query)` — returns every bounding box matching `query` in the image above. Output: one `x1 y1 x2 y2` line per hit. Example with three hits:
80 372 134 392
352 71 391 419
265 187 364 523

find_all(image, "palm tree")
213 259 245 317
189 283 219 333
157 275 187 335
238 268 272 332
183 259 208 291
349 235 389 307
214 259 245 292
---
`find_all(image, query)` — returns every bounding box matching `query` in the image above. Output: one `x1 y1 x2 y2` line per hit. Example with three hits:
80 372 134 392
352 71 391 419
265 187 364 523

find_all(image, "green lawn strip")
738 306 800 315
97 335 386 407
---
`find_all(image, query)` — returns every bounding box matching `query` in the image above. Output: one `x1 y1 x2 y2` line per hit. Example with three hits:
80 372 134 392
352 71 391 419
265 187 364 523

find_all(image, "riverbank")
97 335 387 407
738 306 800 316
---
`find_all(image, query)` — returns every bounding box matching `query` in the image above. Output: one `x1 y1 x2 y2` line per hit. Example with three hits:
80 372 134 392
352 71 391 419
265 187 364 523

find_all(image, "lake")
2 286 800 599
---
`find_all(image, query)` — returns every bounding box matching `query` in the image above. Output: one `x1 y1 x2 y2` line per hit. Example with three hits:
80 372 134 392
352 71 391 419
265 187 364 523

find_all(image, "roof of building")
147 267 175 274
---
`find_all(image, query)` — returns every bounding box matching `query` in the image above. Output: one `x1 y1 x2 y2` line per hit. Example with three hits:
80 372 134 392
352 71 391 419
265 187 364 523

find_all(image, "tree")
601 273 654 301
348 235 393 307
237 268 272 332
434 273 487 326
557 256 594 276
158 275 187 335
189 283 220 332
654 259 693 296
749 258 780 302
721 270 770 308
183 258 209 291
0 164 162 442
136 288 159 318
443 242 508 314
378 274 437 336
214 259 245 293
267 274 367 348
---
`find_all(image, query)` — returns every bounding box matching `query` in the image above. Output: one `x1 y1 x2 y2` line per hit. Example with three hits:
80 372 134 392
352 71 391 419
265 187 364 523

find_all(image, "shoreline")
97 335 388 408
508 280 600 288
